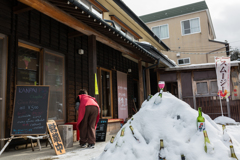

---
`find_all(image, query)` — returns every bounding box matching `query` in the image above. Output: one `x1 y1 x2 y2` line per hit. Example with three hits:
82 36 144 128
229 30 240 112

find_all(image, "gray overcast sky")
122 0 240 50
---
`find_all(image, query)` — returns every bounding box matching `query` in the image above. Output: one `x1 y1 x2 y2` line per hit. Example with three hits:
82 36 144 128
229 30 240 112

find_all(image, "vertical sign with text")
231 67 240 100
117 71 128 120
215 57 231 99
47 120 65 155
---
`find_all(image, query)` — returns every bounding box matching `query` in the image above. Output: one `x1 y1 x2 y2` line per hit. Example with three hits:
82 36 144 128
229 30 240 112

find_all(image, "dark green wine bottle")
181 154 185 160
147 94 153 101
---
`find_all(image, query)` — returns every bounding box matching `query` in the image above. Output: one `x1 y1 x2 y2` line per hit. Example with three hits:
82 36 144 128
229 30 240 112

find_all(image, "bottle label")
198 122 205 132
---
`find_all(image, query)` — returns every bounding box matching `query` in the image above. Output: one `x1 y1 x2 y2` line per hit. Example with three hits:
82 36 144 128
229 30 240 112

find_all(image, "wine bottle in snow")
110 136 115 143
104 136 115 152
147 94 153 101
120 127 125 137
129 125 140 142
223 125 233 144
230 145 238 159
155 81 165 105
197 107 205 132
203 130 213 153
159 139 166 160
181 154 185 160
222 124 226 131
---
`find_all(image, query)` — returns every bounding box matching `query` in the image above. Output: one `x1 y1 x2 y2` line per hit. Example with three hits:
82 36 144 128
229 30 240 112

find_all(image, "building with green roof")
139 1 228 66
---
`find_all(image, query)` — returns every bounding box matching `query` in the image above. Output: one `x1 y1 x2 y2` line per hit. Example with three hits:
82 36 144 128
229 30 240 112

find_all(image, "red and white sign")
215 57 231 99
117 71 128 120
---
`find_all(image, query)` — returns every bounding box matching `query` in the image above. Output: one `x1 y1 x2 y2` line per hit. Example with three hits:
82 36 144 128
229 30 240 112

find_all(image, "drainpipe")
143 58 161 99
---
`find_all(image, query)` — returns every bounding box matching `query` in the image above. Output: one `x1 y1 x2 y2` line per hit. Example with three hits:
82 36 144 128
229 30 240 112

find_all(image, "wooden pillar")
177 72 182 100
145 63 151 96
138 60 144 106
88 35 97 97
156 70 160 92
191 71 197 109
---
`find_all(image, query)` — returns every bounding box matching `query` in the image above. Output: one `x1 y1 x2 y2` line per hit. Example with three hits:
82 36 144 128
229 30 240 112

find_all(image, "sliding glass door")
98 68 113 118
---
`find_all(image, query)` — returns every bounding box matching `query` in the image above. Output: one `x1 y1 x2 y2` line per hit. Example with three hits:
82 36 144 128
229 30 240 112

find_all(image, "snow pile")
214 116 238 125
95 92 240 160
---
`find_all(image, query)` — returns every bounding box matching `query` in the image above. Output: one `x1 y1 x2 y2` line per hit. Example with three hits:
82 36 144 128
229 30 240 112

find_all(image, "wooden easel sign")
47 120 65 155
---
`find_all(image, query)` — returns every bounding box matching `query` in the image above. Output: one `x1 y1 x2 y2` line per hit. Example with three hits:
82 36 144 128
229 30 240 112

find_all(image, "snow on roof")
214 116 238 125
139 41 151 45
166 60 240 71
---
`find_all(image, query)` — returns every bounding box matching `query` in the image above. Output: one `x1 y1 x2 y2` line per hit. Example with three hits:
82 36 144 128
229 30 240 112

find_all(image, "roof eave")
112 0 170 51
206 9 216 39
68 0 160 63
136 42 176 67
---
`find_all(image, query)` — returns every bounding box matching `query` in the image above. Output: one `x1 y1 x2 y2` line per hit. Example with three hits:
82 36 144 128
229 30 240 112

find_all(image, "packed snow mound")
214 116 238 125
95 92 240 160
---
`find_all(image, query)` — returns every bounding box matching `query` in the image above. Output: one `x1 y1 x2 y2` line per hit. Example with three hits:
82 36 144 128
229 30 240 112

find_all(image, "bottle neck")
160 140 164 149
230 146 234 154
198 109 202 117
203 131 208 138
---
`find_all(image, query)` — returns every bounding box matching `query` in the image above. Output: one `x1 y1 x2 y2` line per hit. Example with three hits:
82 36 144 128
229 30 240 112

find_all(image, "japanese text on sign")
47 121 65 155
215 57 230 99
117 71 128 120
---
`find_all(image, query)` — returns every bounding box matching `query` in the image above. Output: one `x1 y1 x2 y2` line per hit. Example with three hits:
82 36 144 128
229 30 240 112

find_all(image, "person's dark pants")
79 105 98 145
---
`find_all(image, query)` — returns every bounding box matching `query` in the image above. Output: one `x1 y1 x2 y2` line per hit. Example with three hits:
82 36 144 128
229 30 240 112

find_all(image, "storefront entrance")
0 34 7 149
98 68 113 119
165 82 178 98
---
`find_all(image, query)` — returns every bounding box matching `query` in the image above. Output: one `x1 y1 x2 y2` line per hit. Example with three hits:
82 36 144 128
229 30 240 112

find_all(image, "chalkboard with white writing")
96 119 108 142
11 86 50 135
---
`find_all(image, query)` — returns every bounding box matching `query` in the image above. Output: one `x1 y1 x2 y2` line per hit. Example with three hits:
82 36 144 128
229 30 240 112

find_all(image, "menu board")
11 86 50 135
96 119 108 142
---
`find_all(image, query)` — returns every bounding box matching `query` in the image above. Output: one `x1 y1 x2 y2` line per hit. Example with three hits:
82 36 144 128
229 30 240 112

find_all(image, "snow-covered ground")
38 92 240 160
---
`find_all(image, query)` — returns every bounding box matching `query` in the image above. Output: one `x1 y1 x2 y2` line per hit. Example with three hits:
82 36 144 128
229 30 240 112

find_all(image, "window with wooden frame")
17 42 40 85
17 42 65 123
97 67 113 119
44 50 65 123
194 79 218 97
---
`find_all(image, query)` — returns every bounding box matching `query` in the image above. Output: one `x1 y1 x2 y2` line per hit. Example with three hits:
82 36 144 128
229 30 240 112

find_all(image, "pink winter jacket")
77 94 100 130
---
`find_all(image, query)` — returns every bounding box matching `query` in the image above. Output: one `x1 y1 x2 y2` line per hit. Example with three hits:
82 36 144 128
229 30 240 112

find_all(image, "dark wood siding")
1 0 91 136
2 0 140 138
97 42 138 118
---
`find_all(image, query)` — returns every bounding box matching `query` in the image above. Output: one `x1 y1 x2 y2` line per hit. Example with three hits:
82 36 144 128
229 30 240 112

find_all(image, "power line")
167 50 229 55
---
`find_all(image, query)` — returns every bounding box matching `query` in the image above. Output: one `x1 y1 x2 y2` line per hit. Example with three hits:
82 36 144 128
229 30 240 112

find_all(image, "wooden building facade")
0 0 176 148
157 62 240 122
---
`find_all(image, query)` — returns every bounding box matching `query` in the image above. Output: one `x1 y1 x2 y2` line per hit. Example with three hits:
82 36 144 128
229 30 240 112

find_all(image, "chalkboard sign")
96 119 108 142
11 85 50 135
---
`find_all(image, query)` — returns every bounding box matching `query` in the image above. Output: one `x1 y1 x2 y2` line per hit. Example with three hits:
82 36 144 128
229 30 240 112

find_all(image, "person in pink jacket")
75 89 100 148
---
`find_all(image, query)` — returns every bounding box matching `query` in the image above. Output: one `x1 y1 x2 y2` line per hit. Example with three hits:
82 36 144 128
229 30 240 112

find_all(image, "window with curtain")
44 51 65 121
181 18 200 35
152 24 169 39
178 58 190 65
195 80 218 96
